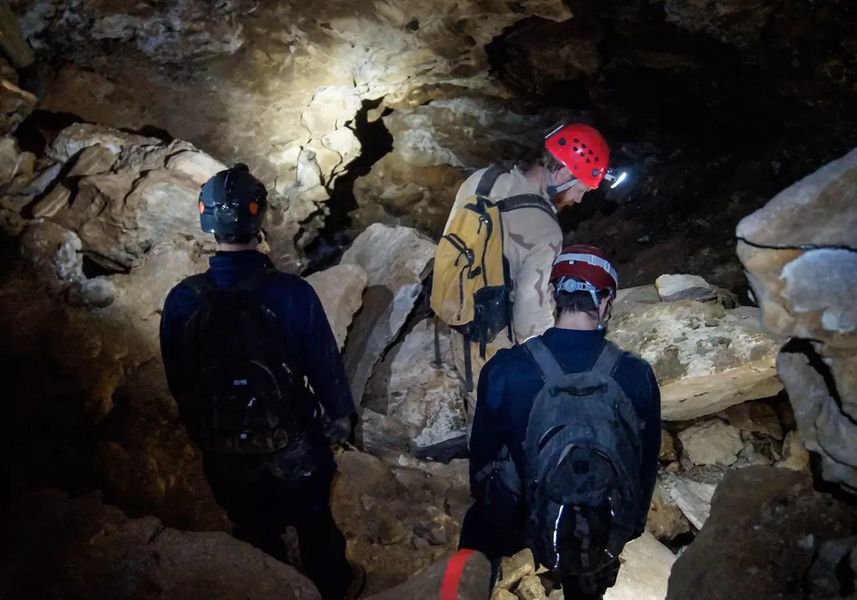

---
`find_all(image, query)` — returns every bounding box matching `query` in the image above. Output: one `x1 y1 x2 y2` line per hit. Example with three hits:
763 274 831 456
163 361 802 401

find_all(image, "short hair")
555 289 610 316
539 147 566 172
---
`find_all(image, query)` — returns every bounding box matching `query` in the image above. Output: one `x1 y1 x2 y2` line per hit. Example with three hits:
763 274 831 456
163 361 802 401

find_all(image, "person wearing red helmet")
441 122 619 413
458 245 661 600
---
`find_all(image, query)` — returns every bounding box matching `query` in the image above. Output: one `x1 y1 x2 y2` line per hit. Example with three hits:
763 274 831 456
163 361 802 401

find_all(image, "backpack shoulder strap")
524 337 566 384
475 165 505 198
499 194 558 223
591 340 623 378
183 273 216 298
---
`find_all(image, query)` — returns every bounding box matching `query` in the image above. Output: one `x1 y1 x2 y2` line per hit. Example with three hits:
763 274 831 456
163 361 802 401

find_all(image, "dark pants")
203 432 351 600
460 497 620 600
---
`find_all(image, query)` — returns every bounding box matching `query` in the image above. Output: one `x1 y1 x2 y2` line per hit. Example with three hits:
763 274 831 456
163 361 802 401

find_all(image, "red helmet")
544 123 610 188
551 245 619 303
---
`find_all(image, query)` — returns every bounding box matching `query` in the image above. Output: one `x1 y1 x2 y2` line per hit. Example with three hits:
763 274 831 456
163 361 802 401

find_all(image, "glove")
324 416 352 445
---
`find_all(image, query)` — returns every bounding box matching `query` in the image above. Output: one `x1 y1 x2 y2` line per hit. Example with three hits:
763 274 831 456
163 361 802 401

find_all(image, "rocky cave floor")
1 0 857 598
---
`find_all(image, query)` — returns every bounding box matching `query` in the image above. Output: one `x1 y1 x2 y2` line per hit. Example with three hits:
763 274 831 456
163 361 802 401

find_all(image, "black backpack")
523 338 643 576
179 269 301 454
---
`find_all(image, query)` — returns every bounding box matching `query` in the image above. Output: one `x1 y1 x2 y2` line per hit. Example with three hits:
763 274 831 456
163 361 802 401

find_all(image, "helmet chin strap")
546 170 578 197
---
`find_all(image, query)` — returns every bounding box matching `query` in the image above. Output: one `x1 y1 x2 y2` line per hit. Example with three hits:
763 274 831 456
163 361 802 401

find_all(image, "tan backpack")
430 166 556 389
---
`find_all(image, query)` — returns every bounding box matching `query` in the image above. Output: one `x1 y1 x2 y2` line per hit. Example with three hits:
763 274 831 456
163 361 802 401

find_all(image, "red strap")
440 549 476 600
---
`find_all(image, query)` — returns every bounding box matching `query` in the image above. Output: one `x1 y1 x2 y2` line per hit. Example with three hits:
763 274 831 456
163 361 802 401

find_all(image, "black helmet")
198 163 267 242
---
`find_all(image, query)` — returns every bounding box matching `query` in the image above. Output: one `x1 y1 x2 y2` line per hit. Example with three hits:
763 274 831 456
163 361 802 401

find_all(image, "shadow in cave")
14 109 87 155
302 98 394 275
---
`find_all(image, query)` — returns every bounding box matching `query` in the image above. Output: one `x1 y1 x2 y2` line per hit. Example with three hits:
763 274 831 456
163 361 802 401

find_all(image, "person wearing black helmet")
159 164 358 600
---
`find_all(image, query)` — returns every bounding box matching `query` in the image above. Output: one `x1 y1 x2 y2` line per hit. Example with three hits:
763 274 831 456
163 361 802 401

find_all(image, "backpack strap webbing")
524 337 566 384
591 340 623 378
499 193 558 223
475 165 505 198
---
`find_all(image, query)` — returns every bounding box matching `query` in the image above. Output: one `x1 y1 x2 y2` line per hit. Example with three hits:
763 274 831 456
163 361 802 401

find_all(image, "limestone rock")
646 482 691 541
47 123 161 163
516 574 546 600
665 467 857 600
736 147 857 348
806 536 857 598
612 284 661 318
776 430 811 472
678 419 743 467
0 77 36 135
19 221 84 293
723 401 783 440
331 451 466 594
365 550 491 600
656 273 717 302
608 301 784 420
604 532 675 600
659 430 678 461
364 319 465 455
496 548 536 590
659 473 718 530
0 490 320 600
737 147 857 492
341 224 436 405
306 264 368 350
777 344 857 491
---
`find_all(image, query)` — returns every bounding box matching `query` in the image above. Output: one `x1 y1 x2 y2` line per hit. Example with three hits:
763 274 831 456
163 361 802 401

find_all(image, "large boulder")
331 451 469 594
0 490 320 600
666 467 857 600
365 550 491 600
306 264 368 350
340 224 436 405
362 318 465 455
608 300 784 420
737 147 857 491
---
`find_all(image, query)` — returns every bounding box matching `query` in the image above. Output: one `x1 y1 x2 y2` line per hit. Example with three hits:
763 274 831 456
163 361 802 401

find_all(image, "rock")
19 221 84 293
777 344 857 491
723 401 783 440
608 301 784 420
806 536 857 598
737 148 857 492
663 0 777 47
493 590 519 600
604 532 675 600
678 419 743 466
306 264 368 349
646 482 691 541
0 77 36 135
655 274 718 302
516 574 546 600
331 450 465 594
659 473 718 530
496 548 536 590
665 467 857 600
659 430 678 461
365 550 491 600
612 284 661 318
47 123 161 163
776 430 811 472
363 319 466 455
341 224 436 405
30 184 72 219
0 490 320 600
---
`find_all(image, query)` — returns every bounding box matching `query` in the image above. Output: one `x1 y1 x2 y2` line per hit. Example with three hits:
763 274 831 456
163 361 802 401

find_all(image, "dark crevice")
302 98 394 275
737 238 857 253
81 254 129 278
836 552 856 595
14 109 87 155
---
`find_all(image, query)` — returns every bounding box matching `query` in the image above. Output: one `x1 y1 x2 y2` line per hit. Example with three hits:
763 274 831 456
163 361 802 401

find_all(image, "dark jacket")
469 327 661 524
159 250 355 430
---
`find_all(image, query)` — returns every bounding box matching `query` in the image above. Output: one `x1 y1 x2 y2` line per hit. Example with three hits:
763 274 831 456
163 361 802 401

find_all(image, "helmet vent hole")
595 157 599 162
581 143 587 149
573 138 580 143
558 137 567 146
573 146 579 152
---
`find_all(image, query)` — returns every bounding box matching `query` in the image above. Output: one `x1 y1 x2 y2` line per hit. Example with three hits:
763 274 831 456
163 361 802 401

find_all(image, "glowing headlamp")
603 169 627 189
